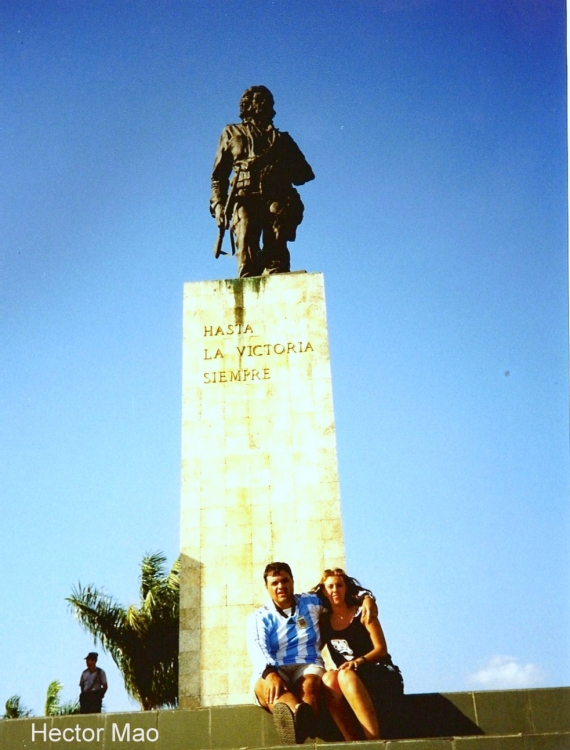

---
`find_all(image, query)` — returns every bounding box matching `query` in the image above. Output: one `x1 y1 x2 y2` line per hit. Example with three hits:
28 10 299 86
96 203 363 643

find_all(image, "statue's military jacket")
211 121 314 213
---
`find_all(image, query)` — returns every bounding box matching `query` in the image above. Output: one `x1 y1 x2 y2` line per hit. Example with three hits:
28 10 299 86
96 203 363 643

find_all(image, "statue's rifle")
213 169 240 259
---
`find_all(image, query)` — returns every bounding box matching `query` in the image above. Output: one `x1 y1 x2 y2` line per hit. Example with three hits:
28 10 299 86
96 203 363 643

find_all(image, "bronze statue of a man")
211 86 315 278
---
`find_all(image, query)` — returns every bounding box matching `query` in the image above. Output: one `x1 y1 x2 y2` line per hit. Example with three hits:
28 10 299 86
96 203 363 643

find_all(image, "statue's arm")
281 132 315 186
210 128 233 217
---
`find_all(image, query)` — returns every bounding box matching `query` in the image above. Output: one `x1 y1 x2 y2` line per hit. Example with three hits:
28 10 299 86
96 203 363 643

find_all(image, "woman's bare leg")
321 671 361 741
337 669 381 740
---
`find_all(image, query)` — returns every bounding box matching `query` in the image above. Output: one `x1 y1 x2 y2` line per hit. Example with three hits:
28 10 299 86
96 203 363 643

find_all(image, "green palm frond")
3 695 33 719
57 700 81 715
44 680 79 716
45 681 62 717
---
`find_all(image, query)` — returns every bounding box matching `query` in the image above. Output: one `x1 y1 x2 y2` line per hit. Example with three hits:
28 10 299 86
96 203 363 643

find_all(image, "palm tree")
67 552 179 710
3 695 33 719
44 681 80 716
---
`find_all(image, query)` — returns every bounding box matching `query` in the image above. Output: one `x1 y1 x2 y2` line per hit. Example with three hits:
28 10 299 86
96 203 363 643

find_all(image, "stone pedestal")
179 272 345 708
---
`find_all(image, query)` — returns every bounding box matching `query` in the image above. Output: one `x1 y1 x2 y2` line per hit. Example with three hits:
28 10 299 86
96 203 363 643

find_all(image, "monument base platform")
180 273 345 707
3 687 568 749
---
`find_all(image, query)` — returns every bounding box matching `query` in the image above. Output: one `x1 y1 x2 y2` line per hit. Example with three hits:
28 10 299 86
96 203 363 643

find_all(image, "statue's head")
239 85 276 125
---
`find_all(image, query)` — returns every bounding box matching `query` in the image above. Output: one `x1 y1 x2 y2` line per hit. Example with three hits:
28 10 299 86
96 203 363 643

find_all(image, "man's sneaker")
273 702 296 744
294 701 316 742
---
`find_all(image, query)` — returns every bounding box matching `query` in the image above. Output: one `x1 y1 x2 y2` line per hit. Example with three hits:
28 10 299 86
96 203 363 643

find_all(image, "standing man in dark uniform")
211 86 315 278
79 652 107 714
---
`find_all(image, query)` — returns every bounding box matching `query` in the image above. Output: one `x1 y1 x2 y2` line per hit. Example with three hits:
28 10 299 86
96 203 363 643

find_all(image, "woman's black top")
321 607 404 703
321 607 372 667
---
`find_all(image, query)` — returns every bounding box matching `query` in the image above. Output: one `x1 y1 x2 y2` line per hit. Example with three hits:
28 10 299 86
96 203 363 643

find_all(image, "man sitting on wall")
246 561 376 744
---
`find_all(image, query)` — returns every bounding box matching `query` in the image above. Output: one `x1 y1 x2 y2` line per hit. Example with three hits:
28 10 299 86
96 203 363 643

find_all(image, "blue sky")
1 0 568 714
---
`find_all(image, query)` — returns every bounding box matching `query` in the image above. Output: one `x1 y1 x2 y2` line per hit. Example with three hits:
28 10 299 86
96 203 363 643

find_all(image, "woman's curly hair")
311 568 372 609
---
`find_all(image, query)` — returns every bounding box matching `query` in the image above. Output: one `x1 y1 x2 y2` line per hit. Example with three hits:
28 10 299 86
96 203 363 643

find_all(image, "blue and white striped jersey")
247 593 325 679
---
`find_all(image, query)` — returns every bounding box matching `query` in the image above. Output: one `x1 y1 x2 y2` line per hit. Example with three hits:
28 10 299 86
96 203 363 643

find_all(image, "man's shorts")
251 663 326 706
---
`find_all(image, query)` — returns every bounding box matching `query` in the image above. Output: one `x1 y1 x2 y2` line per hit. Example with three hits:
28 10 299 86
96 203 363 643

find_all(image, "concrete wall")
2 688 569 749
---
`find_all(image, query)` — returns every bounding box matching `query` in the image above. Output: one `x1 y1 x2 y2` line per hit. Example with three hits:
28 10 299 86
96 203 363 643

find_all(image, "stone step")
1 687 568 749
278 732 570 749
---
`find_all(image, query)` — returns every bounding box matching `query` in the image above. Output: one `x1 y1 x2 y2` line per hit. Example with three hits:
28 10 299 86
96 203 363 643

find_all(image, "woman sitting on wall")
312 568 403 741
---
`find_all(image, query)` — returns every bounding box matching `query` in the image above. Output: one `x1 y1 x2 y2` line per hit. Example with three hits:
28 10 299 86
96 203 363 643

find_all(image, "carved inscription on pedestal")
202 324 314 384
